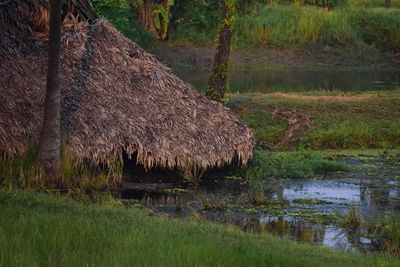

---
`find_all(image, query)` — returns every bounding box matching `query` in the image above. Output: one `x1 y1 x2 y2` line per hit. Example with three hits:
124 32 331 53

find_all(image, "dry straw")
0 0 254 170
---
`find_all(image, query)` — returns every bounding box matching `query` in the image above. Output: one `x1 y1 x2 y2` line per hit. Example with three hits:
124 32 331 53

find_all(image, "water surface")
120 154 400 254
175 70 400 93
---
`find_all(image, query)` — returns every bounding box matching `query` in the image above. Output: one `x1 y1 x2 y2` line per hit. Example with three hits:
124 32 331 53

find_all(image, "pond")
119 154 400 254
175 70 400 93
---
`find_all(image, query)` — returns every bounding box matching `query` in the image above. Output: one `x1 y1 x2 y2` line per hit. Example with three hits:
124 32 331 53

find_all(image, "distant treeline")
92 0 400 53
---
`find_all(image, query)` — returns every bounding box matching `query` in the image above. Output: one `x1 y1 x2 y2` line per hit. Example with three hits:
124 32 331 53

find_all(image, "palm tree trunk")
205 0 235 102
37 0 63 184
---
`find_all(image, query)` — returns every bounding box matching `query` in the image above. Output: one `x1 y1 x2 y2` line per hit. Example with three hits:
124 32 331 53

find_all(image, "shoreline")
153 43 400 71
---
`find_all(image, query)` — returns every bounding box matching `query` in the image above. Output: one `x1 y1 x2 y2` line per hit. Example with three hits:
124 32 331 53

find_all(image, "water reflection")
175 70 400 93
120 155 400 253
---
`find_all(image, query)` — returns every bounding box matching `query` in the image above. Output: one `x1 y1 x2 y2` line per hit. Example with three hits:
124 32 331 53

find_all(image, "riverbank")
227 91 400 150
154 44 400 71
0 189 398 266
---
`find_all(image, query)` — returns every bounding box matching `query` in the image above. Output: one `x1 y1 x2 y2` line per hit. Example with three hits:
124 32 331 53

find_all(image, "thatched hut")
0 0 254 171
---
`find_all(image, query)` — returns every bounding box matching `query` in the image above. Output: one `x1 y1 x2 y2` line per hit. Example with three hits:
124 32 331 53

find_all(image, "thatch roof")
0 1 254 169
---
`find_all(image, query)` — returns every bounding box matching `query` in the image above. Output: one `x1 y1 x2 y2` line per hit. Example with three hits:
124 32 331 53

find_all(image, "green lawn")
0 190 398 266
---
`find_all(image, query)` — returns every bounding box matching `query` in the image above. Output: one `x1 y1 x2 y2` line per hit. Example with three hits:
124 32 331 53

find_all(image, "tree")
37 0 63 184
385 0 391 8
205 0 236 102
131 0 173 40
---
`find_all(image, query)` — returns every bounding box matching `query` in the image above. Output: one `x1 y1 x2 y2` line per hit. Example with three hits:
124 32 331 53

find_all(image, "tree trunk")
205 0 235 102
138 0 158 37
385 0 391 8
324 0 329 11
37 0 63 184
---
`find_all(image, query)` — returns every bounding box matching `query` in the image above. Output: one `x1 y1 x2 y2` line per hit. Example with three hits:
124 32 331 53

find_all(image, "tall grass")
235 5 400 51
0 146 123 190
244 150 349 180
347 0 400 8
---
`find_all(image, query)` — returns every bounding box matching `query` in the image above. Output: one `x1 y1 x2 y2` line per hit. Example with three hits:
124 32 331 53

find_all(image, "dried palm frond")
0 1 254 172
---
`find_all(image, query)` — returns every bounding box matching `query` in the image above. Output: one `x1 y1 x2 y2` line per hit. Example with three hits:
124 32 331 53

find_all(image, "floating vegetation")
293 198 333 205
162 188 189 193
341 209 362 228
196 193 227 211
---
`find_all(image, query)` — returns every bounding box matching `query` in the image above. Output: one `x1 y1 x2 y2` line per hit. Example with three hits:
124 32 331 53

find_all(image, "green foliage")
248 176 266 205
244 150 349 180
169 0 222 43
0 149 40 189
92 0 156 48
347 0 400 8
60 147 123 190
349 8 400 52
235 5 356 47
301 119 400 149
0 189 396 266
167 2 400 53
383 221 400 256
235 4 400 51
0 146 123 190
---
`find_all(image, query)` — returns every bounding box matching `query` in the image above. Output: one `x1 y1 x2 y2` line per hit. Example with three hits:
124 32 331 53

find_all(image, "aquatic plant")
196 193 227 210
248 177 266 205
244 150 349 180
383 222 400 256
178 159 206 185
293 198 333 205
341 209 362 228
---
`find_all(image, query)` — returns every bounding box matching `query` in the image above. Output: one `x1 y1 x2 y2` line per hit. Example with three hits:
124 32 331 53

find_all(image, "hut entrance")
122 152 181 183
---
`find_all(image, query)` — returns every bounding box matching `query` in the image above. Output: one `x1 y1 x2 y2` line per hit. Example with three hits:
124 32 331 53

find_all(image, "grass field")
0 189 398 266
227 91 400 150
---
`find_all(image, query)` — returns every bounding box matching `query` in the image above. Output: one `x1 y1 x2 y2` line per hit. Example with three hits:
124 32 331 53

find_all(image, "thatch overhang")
0 1 254 169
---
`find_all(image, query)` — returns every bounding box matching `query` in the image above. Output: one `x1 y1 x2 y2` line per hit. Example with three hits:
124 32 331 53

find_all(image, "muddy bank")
153 44 400 71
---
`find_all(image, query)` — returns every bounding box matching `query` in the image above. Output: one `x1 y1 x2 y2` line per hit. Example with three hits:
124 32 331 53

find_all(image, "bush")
349 8 400 52
92 0 156 48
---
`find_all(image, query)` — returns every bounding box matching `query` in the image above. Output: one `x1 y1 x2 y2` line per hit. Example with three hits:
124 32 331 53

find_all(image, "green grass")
0 189 398 266
164 2 400 53
167 3 400 53
0 147 122 190
244 150 349 180
347 0 400 8
228 92 400 150
235 5 400 52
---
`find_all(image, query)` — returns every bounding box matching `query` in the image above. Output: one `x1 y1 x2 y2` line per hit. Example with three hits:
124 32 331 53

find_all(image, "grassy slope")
158 4 400 71
0 190 398 267
227 92 400 150
235 5 400 52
